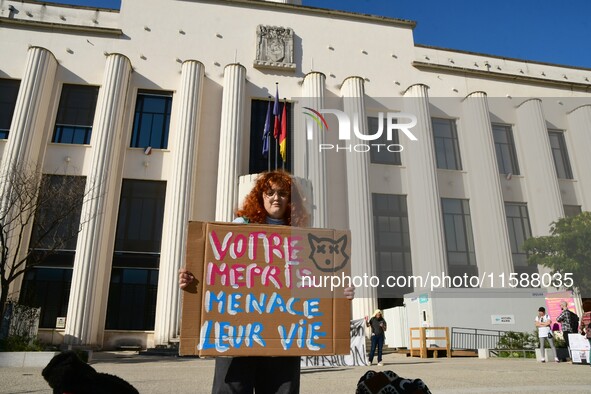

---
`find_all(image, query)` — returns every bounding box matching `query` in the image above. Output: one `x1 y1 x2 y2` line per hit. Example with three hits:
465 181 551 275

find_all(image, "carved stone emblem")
254 25 295 71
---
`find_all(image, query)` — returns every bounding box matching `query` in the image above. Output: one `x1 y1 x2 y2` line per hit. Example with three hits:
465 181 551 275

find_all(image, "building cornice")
198 0 416 29
412 61 591 92
13 0 119 12
0 16 123 36
415 44 591 72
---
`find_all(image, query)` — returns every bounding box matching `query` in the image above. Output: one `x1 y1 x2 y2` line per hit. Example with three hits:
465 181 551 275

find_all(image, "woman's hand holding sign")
179 268 194 290
344 286 355 300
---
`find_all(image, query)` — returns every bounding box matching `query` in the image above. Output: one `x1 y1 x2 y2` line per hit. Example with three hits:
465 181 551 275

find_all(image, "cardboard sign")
569 333 591 364
179 221 351 357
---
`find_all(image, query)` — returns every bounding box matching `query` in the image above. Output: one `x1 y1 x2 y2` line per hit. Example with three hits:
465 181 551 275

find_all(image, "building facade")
0 0 590 349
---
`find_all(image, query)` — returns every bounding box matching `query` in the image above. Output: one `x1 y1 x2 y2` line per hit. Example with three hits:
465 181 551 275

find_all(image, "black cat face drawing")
307 233 349 273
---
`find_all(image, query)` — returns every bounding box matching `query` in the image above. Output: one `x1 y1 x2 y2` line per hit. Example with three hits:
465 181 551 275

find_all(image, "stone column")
402 84 447 284
0 46 57 302
0 46 57 176
515 99 564 235
341 76 377 319
65 53 131 346
566 105 591 211
301 72 328 228
154 61 204 345
460 92 513 277
215 64 246 222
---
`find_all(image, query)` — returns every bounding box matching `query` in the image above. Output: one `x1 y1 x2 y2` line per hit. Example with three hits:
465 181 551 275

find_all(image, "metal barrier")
450 327 508 350
488 348 536 358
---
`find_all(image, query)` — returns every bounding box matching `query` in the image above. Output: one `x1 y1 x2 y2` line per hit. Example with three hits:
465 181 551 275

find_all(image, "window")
52 84 99 144
492 124 520 175
106 179 166 330
441 198 478 280
28 175 87 251
113 180 167 253
563 205 582 218
130 91 172 149
548 130 573 179
249 99 292 173
19 261 73 328
0 78 20 139
19 175 86 328
432 118 462 170
372 194 412 299
369 116 401 165
505 203 538 278
106 268 159 331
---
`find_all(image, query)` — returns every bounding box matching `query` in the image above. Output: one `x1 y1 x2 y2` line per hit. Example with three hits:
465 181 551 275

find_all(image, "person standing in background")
535 306 559 363
556 300 579 362
366 309 387 366
579 301 591 367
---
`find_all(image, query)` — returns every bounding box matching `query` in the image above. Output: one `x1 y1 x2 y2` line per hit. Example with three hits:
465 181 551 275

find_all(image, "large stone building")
1 0 589 349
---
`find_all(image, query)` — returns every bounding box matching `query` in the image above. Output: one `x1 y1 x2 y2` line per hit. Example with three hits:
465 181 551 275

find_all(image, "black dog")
42 351 139 394
356 370 432 394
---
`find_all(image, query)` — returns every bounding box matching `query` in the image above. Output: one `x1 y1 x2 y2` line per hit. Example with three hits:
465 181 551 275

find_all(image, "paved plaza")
0 351 590 393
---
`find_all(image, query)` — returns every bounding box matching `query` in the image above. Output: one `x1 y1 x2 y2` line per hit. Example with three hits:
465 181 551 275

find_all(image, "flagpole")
267 135 271 172
282 97 286 170
262 96 272 173
274 133 278 170
267 96 271 172
274 83 279 170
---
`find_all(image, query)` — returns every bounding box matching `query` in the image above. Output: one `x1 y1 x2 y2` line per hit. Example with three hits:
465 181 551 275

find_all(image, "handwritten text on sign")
197 229 326 353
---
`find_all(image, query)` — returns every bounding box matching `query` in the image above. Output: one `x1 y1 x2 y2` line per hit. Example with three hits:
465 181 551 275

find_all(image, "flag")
262 100 271 158
273 85 280 139
279 101 287 162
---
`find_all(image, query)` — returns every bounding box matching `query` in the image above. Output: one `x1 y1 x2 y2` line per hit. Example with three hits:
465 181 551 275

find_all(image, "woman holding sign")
180 170 355 394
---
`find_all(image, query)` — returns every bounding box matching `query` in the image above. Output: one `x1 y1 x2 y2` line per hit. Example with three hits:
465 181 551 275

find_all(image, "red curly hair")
235 170 309 227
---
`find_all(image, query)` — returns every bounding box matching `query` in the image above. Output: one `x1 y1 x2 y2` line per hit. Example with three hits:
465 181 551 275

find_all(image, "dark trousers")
562 331 575 360
562 331 574 349
212 356 300 394
368 334 384 363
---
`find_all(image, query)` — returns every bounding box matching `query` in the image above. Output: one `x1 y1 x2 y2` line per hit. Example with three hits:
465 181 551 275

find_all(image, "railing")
488 348 536 358
450 327 509 350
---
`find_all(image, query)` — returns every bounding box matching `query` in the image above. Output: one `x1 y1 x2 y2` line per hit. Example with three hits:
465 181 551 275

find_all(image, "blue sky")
43 0 590 69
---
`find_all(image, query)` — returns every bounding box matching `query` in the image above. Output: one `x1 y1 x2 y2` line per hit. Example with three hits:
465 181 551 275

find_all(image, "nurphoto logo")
303 108 418 152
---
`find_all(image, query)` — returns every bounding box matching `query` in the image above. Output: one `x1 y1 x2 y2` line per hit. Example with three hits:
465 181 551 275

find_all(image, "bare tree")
0 163 99 325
